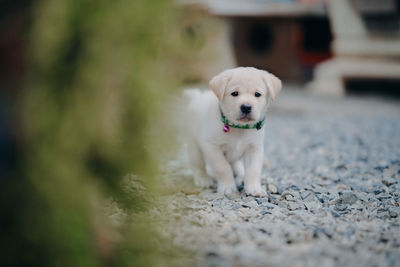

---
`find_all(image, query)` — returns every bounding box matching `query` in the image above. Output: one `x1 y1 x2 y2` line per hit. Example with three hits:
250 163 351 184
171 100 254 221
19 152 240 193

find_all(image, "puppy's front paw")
235 175 244 187
194 175 214 188
245 184 267 197
217 183 239 198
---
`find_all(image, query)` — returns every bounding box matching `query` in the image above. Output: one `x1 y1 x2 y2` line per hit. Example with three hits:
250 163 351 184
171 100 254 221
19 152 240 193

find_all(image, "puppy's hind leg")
188 142 214 188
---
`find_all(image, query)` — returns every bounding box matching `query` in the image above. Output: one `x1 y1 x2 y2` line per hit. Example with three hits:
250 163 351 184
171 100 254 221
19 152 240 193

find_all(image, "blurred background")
179 0 400 96
0 0 399 266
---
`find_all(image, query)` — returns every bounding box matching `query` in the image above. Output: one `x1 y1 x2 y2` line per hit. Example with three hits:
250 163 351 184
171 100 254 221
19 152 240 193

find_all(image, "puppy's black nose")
240 104 252 114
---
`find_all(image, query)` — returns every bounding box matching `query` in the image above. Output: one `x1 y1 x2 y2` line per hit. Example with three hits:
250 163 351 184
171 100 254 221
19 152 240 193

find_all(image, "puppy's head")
209 67 282 125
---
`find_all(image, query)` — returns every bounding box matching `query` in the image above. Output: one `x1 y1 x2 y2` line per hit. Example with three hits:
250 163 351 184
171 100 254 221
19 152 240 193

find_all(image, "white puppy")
183 67 282 197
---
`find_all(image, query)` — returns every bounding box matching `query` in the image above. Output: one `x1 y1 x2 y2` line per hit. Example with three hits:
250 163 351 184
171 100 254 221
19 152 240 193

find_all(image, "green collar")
220 109 265 131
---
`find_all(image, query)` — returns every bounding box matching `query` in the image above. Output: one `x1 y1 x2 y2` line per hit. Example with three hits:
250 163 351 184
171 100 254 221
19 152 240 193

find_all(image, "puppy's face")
209 67 282 125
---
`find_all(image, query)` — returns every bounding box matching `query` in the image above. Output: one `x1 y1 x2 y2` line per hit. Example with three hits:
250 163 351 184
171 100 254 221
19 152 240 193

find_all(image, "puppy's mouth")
238 114 254 122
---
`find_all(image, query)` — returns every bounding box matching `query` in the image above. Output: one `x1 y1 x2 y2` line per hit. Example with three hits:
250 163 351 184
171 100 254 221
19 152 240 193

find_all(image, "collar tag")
223 124 230 132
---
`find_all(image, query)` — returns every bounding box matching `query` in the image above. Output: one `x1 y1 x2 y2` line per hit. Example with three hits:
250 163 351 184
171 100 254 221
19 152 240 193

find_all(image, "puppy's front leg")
244 146 266 197
202 144 238 196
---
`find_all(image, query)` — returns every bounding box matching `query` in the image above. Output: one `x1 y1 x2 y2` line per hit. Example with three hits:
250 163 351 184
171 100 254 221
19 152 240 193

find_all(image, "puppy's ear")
209 70 232 100
260 70 282 102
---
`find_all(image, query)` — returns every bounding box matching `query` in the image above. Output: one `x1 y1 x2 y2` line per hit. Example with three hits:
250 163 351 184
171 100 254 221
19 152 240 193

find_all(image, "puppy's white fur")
183 67 281 197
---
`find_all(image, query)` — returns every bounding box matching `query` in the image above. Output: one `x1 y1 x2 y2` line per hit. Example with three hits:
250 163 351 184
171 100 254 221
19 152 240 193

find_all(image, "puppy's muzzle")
240 104 252 114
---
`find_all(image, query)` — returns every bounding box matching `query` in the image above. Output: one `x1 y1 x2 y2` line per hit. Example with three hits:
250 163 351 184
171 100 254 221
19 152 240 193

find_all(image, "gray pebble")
267 184 278 194
389 207 400 218
285 184 301 191
261 210 272 216
300 190 314 201
212 199 226 207
281 191 296 201
287 202 301 211
255 197 269 205
330 209 341 218
339 190 358 205
376 193 392 201
382 178 397 187
317 193 331 204
303 201 321 213
335 203 348 211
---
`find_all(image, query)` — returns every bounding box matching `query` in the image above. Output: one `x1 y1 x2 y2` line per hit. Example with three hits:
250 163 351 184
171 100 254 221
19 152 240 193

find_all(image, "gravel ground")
154 88 400 267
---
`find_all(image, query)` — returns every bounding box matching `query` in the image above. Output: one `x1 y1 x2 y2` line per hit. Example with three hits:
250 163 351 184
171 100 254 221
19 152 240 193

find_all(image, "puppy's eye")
255 92 261 97
231 91 239 97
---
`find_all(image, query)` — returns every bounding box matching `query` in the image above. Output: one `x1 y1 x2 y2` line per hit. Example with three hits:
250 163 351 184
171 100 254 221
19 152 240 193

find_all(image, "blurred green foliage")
0 0 214 266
